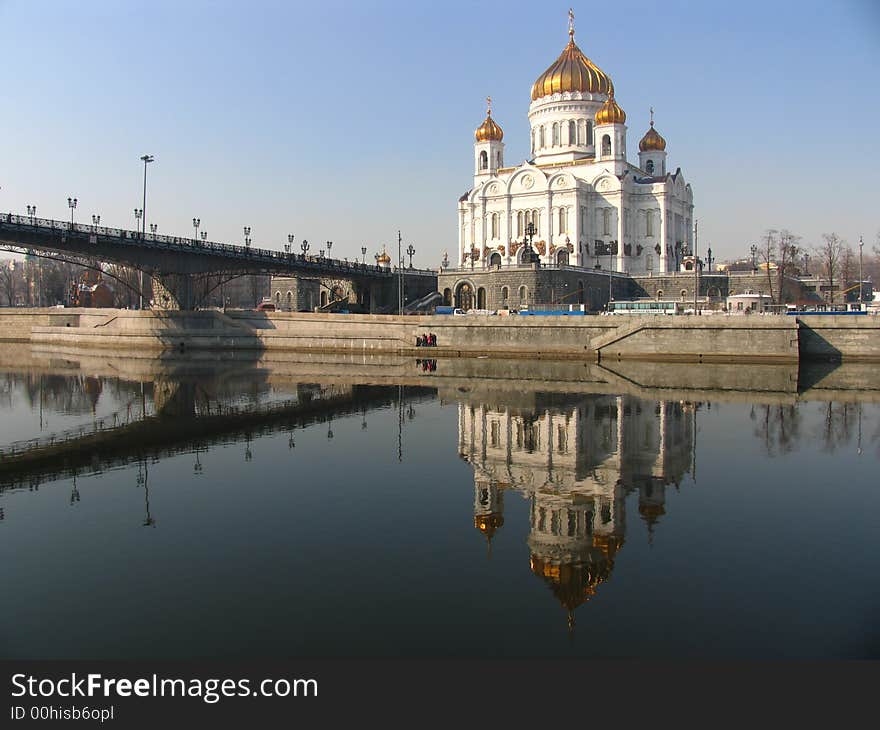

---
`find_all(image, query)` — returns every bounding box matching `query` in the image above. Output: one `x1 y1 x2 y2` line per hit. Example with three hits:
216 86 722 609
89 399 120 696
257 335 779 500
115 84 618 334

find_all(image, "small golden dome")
530 12 613 101
595 90 626 125
376 247 391 265
639 110 667 151
475 96 503 142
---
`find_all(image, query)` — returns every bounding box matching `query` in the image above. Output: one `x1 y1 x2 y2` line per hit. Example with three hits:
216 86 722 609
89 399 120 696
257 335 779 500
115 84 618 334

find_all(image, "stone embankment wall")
0 308 877 363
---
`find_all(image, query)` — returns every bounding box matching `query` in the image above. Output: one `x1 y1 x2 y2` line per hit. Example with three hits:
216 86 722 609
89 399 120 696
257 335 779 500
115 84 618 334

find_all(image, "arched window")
601 134 611 157
501 286 509 303
519 285 527 302
539 126 545 148
577 281 585 304
531 131 535 156
552 122 560 146
646 210 654 237
646 254 654 271
645 159 654 174
556 249 569 266
568 120 576 145
274 291 281 304
489 252 502 268
286 291 293 309
443 288 452 305
656 290 663 300
558 207 567 234
477 287 487 309
321 291 328 307
680 289 688 300
491 212 499 239
586 121 593 145
577 120 585 145
496 152 502 167
479 150 488 170
603 208 611 236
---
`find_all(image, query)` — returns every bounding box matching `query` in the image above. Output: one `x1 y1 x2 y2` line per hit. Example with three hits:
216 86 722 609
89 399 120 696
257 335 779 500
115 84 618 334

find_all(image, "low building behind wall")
438 265 636 311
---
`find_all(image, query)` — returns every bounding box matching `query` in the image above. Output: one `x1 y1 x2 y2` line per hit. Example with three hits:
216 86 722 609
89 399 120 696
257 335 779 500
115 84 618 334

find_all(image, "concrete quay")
0 308 878 364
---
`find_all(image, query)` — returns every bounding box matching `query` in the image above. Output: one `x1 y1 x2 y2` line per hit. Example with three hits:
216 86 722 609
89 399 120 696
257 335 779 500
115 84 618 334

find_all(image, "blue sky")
0 0 877 265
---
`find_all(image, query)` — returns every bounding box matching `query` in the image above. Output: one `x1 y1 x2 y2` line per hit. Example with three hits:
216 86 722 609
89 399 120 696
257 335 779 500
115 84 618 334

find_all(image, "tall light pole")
140 155 154 311
693 219 699 315
133 208 143 232
859 235 864 307
406 243 415 268
67 197 77 226
397 230 403 315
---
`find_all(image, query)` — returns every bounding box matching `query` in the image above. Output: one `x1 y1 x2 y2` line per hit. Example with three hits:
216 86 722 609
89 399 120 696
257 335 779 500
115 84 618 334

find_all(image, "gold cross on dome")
486 96 492 115
568 8 575 38
650 106 655 126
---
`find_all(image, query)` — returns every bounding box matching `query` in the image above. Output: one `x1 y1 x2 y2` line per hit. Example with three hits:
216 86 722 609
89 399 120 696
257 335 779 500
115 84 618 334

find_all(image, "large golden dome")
530 16 613 101
639 112 667 151
595 90 626 125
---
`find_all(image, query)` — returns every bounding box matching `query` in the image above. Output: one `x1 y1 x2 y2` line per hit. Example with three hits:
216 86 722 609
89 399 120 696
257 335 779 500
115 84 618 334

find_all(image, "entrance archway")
454 281 474 311
489 252 502 268
442 288 452 305
477 287 487 309
556 249 569 266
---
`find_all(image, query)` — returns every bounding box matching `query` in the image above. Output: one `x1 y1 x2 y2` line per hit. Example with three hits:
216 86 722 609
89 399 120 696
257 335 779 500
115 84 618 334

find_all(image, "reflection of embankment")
20 345 880 405
0 384 435 490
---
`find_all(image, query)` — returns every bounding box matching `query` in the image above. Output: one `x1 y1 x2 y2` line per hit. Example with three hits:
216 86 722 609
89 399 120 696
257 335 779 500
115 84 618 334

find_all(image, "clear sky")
1 0 878 266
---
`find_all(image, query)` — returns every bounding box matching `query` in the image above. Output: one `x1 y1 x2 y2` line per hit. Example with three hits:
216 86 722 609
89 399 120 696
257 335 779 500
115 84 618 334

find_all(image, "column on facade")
616 194 625 273
546 194 553 265
571 199 580 266
503 195 511 261
459 209 465 266
659 203 667 273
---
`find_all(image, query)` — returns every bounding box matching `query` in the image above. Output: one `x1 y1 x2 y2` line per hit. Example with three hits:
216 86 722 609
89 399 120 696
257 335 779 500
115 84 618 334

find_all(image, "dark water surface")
1 350 878 659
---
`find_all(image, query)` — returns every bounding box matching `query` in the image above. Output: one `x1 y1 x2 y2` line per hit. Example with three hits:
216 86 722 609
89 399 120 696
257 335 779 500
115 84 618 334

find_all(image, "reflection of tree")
751 404 802 457
816 402 860 455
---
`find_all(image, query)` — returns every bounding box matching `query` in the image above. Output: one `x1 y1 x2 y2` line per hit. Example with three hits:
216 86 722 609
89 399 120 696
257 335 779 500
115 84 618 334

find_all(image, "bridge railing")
1 213 438 276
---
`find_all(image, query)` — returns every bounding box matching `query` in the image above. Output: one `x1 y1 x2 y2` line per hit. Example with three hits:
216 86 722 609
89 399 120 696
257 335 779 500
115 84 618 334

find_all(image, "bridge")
0 213 437 310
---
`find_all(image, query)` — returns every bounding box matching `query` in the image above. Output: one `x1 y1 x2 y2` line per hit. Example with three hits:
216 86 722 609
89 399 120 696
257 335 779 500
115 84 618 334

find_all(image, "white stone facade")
459 30 695 276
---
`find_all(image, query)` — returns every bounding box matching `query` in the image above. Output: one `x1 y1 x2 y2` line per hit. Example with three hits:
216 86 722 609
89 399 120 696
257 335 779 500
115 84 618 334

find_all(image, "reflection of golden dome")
639 121 667 152
529 551 618 612
595 90 626 125
474 513 504 540
531 21 613 101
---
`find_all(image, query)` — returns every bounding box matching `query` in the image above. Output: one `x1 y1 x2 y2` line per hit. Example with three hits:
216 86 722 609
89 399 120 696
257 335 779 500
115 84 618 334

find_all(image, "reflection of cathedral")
460 393 694 626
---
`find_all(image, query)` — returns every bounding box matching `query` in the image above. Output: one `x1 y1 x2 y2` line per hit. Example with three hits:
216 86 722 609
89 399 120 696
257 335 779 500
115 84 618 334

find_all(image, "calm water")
1 350 878 659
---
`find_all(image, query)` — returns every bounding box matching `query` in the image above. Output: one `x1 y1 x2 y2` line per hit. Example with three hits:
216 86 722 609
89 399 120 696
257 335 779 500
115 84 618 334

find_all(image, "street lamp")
406 243 415 268
27 205 36 222
859 235 864 306
750 243 758 273
67 197 77 227
139 154 154 237
201 231 207 242
287 234 294 255
150 223 157 236
243 226 251 249
326 241 333 259
319 249 324 259
192 218 200 241
301 239 309 259
133 208 143 235
92 214 101 231
361 245 367 264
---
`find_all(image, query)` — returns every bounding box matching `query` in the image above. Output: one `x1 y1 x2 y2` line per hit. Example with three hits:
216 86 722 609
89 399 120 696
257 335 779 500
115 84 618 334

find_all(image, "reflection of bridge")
0 381 435 490
0 214 435 309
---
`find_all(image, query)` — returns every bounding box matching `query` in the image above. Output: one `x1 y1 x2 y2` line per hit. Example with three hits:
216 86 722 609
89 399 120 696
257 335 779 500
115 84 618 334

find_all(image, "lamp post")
859 235 864 306
192 218 200 242
287 235 295 256
243 226 251 249
67 197 77 227
326 241 333 259
91 214 101 231
693 219 699 315
139 154 154 237
27 205 36 223
750 243 758 273
361 245 367 264
397 230 403 315
301 240 309 260
804 252 810 276
150 223 157 236
201 231 207 242
133 208 143 235
406 243 415 268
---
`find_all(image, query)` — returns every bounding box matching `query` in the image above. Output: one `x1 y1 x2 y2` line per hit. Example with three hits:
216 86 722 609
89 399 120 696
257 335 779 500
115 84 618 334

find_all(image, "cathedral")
439 11 695 311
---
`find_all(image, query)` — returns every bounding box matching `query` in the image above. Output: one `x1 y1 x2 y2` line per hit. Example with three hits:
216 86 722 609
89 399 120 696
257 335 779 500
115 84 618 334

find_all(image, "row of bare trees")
758 229 879 304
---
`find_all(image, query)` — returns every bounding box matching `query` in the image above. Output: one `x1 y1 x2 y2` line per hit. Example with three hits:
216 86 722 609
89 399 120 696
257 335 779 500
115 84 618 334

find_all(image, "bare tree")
760 229 777 303
816 233 844 304
0 261 20 306
840 244 855 300
776 229 800 303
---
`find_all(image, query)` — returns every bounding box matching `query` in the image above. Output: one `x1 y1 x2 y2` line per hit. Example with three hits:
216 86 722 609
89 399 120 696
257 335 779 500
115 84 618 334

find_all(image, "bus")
608 300 684 315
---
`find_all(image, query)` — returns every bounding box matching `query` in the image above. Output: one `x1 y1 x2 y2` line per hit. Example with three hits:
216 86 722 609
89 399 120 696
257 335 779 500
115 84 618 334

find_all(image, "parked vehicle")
256 301 276 312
